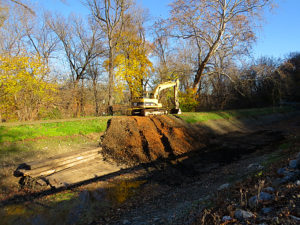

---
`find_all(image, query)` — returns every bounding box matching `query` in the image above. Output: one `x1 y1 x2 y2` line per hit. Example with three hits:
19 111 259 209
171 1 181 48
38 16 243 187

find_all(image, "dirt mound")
100 115 209 166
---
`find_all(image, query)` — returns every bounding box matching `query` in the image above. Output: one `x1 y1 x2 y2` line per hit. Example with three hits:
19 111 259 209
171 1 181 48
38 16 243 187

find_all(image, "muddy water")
0 180 146 225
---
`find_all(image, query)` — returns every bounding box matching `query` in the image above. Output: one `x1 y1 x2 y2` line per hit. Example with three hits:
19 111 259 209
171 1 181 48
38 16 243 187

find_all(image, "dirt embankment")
100 115 209 166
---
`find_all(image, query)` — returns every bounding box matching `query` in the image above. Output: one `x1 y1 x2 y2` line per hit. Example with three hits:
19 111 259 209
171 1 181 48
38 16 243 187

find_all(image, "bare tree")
48 14 104 117
24 12 59 65
152 19 173 81
85 0 131 115
0 2 29 55
152 22 197 91
169 0 271 91
86 59 105 116
0 2 46 56
6 0 35 15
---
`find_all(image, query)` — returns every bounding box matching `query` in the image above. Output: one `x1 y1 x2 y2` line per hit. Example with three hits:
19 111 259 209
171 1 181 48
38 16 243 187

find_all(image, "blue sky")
253 0 300 59
37 0 300 59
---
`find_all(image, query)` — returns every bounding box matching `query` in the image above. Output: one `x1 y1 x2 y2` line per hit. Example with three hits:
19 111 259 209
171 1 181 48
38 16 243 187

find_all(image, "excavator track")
131 108 168 116
141 108 168 116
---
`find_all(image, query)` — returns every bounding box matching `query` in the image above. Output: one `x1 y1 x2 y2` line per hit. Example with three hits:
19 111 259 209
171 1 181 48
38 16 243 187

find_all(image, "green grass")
45 190 79 204
0 117 111 143
178 106 293 123
0 107 294 143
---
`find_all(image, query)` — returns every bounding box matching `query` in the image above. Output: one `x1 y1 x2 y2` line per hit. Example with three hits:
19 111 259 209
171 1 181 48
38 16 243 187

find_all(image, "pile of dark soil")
100 115 209 166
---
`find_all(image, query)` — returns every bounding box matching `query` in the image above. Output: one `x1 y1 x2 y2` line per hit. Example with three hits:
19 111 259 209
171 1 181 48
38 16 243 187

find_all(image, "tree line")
0 0 298 121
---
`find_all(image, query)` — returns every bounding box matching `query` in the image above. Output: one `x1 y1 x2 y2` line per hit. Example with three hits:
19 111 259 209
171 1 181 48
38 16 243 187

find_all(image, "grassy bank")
178 106 293 123
0 107 294 143
0 117 111 143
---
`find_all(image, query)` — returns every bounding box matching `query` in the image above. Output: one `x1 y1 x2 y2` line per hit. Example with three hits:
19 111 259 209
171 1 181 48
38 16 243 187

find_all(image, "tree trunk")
73 79 80 118
92 79 99 116
192 23 226 91
80 78 85 117
107 46 114 115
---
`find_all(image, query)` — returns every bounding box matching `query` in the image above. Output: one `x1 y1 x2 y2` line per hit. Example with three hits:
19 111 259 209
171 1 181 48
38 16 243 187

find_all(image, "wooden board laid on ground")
14 147 121 189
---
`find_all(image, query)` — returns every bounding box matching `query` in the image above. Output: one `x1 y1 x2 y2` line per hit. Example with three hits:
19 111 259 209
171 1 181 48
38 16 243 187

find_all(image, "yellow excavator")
130 79 181 116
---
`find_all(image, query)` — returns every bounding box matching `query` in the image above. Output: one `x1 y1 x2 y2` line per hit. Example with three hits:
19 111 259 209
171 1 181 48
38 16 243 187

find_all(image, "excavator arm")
153 79 179 99
153 79 180 112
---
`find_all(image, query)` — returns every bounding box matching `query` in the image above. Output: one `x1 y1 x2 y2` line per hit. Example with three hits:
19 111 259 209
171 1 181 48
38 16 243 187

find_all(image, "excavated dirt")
100 115 209 166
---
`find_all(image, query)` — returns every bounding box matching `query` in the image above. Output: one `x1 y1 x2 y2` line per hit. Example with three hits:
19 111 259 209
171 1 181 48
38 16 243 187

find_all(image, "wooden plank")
23 153 101 177
46 159 121 188
20 148 102 170
20 151 100 176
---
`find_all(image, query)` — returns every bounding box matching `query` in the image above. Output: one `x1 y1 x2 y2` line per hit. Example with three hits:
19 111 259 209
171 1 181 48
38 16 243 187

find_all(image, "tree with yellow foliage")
114 15 153 99
0 54 57 121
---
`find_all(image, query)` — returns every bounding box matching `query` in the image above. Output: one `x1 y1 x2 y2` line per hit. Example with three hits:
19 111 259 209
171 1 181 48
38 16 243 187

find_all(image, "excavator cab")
130 97 165 116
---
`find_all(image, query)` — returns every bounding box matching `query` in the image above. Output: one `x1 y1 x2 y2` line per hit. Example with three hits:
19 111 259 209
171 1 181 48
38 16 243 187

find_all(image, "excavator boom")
153 79 179 99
